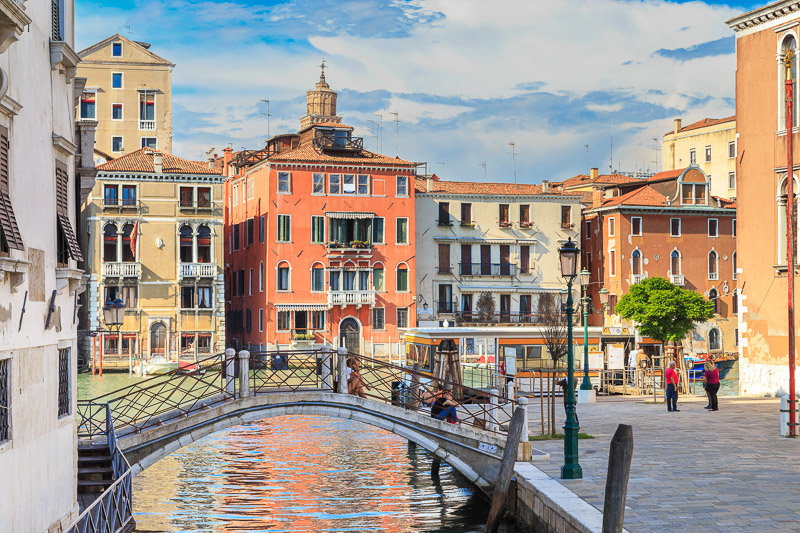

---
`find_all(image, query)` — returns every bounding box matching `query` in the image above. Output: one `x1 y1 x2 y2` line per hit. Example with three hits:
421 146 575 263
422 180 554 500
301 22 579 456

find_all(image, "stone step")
78 466 113 475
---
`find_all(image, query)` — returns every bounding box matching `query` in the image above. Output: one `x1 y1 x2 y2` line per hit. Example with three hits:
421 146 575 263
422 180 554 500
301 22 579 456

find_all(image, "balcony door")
339 317 360 354
499 245 510 275
150 322 167 357
480 245 491 275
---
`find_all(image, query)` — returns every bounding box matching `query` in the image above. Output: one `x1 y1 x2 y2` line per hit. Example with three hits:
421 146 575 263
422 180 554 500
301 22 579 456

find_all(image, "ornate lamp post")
578 269 609 403
558 238 582 479
102 297 127 372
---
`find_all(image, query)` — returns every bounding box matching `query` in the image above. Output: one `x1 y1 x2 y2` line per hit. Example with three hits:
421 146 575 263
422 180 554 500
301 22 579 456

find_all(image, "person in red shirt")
703 359 720 411
665 360 680 412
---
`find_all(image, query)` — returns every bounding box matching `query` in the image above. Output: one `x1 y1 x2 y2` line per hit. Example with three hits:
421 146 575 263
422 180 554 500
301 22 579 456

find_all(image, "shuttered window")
55 161 83 262
438 243 450 274
0 127 23 252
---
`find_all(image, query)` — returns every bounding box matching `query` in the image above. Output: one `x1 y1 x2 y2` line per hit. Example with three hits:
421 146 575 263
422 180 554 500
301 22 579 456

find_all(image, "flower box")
499 221 512 228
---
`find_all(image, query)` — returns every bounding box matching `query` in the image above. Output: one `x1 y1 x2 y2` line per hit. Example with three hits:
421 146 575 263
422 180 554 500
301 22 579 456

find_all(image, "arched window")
311 263 324 292
708 288 718 314
671 250 681 275
121 223 135 262
277 261 290 291
373 264 385 291
631 249 642 276
259 261 264 293
396 263 408 292
103 223 118 262
778 176 800 266
732 251 737 280
179 224 194 263
197 225 211 263
708 251 718 280
709 328 721 351
780 34 798 129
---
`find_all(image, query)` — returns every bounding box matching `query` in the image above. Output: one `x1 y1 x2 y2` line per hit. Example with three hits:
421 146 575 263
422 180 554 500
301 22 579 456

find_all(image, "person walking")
665 360 680 412
703 359 720 411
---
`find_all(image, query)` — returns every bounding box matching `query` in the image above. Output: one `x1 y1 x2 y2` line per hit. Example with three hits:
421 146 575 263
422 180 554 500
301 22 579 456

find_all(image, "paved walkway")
528 395 800 532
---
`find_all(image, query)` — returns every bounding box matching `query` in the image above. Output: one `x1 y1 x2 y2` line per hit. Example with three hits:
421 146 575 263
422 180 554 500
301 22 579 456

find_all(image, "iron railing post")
238 350 250 398
337 347 348 394
321 347 333 390
225 348 236 396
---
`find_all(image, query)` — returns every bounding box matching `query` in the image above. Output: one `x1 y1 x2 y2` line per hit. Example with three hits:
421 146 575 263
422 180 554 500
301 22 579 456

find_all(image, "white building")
0 0 89 530
414 176 582 326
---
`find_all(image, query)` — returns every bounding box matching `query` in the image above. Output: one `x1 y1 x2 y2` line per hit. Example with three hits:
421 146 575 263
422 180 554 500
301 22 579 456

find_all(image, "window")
112 41 122 56
461 203 472 225
140 137 157 149
733 290 738 315
112 103 123 120
709 327 721 350
728 172 736 189
139 92 155 127
608 217 616 237
104 184 119 207
246 309 252 332
277 311 291 331
708 288 718 315
233 224 240 251
462 294 472 316
311 310 325 329
358 174 370 195
520 204 530 225
329 174 341 194
373 266 384 291
396 175 408 196
181 286 212 308
0 358 8 443
520 245 530 274
58 349 70 418
311 216 325 243
277 215 291 242
112 136 123 152
585 220 591 238
561 206 572 227
438 284 453 313
397 307 409 328
670 218 681 237
277 264 290 291
671 250 681 275
312 265 325 291
631 217 642 236
105 285 138 308
259 215 265 243
247 218 254 246
708 218 718 238
329 270 340 291
55 161 82 264
396 264 409 291
247 178 254 199
682 183 707 205
632 249 642 276
259 262 264 292
179 224 193 262
0 127 22 254
278 172 291 193
728 141 736 159
500 294 511 321
248 269 253 295
733 251 737 280
438 202 450 225
690 149 696 164
460 244 472 275
735 328 739 347
782 35 798 128
237 270 245 296
80 92 96 120
438 243 450 274
372 217 385 243
232 184 239 205
312 173 325 194
373 308 385 330
704 145 712 163
499 204 510 225
609 250 616 277
112 72 123 89
396 218 408 244
343 174 355 194
708 250 718 280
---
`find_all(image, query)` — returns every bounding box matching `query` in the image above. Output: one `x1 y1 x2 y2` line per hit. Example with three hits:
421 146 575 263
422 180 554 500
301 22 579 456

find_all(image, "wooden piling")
431 455 441 477
602 424 634 533
485 403 526 533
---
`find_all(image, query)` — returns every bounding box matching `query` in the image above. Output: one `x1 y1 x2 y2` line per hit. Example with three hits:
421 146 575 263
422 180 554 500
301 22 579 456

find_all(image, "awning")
458 238 537 245
274 304 328 311
325 211 374 219
458 286 561 294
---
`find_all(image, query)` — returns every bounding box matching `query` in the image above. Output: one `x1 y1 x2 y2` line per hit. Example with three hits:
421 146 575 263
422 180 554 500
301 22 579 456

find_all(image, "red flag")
130 219 139 259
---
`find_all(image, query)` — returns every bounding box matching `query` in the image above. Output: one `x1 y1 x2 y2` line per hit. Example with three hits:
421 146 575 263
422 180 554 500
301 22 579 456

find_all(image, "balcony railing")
435 300 457 314
460 312 543 324
325 241 372 252
459 263 519 277
102 262 140 278
103 198 139 210
671 274 685 286
179 200 216 211
179 263 216 278
632 274 647 284
709 272 719 281
139 120 156 131
328 290 375 307
313 129 364 152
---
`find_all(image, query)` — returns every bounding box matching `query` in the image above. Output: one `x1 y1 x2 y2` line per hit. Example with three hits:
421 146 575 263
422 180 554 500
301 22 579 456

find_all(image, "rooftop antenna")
122 25 133 37
652 137 660 170
367 120 379 151
260 99 271 138
389 111 400 155
436 162 445 177
584 144 589 171
508 141 517 184
374 114 383 153
610 134 614 172
479 161 487 179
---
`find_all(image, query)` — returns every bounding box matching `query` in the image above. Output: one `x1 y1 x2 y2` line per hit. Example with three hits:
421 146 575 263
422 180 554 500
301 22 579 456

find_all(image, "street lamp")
103 298 126 331
558 238 582 480
578 270 610 398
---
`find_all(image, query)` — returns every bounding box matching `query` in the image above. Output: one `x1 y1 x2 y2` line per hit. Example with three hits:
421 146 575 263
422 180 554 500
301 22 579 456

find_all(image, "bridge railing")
248 349 333 393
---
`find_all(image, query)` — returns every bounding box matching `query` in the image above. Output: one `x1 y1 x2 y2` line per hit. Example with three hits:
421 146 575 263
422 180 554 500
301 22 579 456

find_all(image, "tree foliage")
538 293 568 364
615 277 715 343
476 291 495 319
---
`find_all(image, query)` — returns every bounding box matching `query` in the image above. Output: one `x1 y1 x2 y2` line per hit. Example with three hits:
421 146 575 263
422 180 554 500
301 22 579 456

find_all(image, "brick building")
224 70 418 358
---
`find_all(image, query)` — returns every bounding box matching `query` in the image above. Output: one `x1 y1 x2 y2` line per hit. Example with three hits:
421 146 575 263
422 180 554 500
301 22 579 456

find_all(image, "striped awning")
274 304 328 311
458 238 538 245
458 286 561 294
325 211 374 219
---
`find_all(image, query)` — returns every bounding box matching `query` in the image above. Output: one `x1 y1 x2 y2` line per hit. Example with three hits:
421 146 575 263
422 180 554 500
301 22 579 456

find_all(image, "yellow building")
662 116 737 199
77 34 174 159
81 148 225 367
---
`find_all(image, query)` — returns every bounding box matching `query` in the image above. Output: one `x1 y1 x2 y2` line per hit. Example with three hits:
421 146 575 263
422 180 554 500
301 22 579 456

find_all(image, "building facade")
582 166 737 356
414 176 582 326
727 1 800 394
77 34 174 158
225 71 418 359
0 0 88 530
81 148 225 366
662 116 737 199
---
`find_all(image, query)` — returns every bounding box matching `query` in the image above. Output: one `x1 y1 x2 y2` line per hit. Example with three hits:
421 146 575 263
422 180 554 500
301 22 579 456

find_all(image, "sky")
75 0 765 184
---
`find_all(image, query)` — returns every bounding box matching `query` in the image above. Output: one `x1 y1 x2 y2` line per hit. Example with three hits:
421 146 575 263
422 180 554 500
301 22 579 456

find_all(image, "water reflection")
134 415 512 532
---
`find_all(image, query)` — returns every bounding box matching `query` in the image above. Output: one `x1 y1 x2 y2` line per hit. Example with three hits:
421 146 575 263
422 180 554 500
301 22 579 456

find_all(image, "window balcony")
102 262 140 278
632 274 647 284
139 120 156 131
709 273 719 281
436 300 457 314
328 290 375 308
103 198 139 211
671 274 685 286
460 312 542 324
313 129 363 152
179 263 216 278
458 263 518 277
325 241 373 253
179 200 217 212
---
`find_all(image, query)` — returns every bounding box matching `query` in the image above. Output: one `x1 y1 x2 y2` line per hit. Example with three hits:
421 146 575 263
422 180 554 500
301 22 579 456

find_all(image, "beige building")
77 34 174 158
662 116 737 199
81 148 225 367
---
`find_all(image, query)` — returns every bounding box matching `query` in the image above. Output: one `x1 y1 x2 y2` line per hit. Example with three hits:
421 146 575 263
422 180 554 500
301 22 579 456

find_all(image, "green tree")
616 277 715 344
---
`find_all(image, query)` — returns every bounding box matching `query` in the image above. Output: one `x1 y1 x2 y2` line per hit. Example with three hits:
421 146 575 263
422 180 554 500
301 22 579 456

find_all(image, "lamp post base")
561 462 583 480
578 388 596 404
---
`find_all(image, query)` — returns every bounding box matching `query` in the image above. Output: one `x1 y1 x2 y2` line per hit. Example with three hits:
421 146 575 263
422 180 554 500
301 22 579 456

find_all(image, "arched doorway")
339 317 360 354
151 322 167 357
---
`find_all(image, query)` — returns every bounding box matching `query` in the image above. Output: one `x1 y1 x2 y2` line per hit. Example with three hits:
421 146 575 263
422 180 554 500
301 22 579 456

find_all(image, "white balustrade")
139 120 156 131
102 262 140 278
671 274 685 286
327 290 376 307
179 263 216 278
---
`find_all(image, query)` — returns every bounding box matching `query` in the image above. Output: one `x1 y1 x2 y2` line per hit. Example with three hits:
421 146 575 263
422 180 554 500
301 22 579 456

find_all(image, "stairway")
77 443 114 498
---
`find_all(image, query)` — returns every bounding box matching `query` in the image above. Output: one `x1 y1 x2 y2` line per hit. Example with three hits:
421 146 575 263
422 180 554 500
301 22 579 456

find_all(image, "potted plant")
460 221 476 228
519 221 532 228
292 332 316 347
499 220 512 228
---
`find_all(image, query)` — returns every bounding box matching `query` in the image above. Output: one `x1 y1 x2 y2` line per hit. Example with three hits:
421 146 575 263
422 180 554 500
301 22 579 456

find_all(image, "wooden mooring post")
485 402 526 533
602 424 634 533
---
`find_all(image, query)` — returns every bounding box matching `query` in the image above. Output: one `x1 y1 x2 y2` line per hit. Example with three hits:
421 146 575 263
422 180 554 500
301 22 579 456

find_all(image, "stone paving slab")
527 395 800 532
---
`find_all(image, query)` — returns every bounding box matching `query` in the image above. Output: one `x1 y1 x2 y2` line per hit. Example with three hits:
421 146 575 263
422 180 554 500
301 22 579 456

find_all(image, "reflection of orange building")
225 70 417 357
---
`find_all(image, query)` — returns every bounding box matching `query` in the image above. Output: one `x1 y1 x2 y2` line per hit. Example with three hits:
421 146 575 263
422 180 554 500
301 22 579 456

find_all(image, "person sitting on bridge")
430 387 459 424
347 358 370 399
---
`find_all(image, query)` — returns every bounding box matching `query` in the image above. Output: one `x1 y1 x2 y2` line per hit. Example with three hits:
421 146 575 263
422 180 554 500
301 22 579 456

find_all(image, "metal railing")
459 263 519 276
101 262 140 278
313 129 364 152
328 290 375 306
249 350 330 393
179 263 217 278
102 198 139 209
460 312 543 324
179 200 217 211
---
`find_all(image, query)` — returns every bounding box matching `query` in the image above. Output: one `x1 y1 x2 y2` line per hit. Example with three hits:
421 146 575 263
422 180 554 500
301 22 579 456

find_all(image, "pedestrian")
703 359 720 411
347 358 370 399
665 360 680 412
430 387 459 423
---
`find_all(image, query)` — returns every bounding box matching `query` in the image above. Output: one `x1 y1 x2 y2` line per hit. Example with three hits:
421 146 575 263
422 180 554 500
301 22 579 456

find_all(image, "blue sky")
75 0 762 182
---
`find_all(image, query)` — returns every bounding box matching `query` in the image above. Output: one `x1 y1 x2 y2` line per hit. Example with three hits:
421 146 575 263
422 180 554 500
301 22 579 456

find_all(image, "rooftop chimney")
426 176 433 192
674 118 682 134
589 167 599 179
153 151 163 174
206 148 215 169
542 180 549 194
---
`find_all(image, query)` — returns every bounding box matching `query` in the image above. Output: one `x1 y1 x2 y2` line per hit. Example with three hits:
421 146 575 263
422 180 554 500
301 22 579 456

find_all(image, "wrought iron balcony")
313 129 363 152
102 262 140 278
328 290 375 307
179 199 217 211
103 198 139 211
459 263 519 277
460 312 543 324
179 263 217 278
435 300 457 314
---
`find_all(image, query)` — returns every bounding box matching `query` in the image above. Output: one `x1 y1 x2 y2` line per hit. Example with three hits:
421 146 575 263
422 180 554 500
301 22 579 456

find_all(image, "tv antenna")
260 99 271 138
367 120 379 151
652 137 661 170
479 161 487 179
122 25 133 36
584 144 589 171
508 141 517 184
436 162 445 176
374 114 383 153
389 112 400 155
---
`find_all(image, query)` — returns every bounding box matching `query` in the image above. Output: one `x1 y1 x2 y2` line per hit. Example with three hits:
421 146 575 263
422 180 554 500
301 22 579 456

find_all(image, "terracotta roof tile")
646 168 685 182
666 116 735 136
97 148 222 175
313 121 353 129
562 173 643 188
268 143 415 166
414 177 578 197
601 186 668 207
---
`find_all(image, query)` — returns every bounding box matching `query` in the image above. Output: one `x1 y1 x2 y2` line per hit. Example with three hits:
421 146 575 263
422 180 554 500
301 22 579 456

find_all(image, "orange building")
581 166 737 355
727 1 800 394
224 70 418 357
